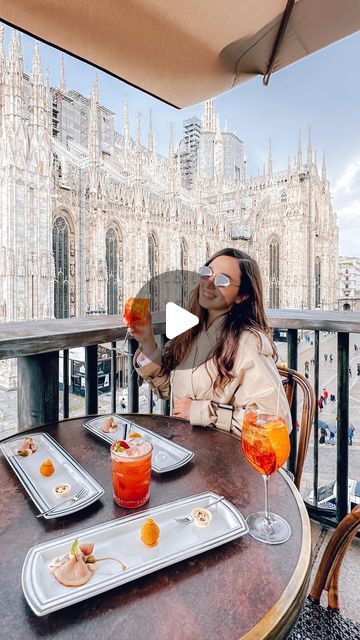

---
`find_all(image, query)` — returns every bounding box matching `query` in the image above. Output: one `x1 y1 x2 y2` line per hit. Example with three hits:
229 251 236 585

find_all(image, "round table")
0 415 311 640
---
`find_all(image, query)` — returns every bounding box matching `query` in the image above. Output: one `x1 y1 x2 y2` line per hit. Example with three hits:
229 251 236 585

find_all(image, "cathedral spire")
322 150 327 183
135 112 142 178
123 94 130 146
168 122 174 158
296 129 302 170
147 108 154 153
267 138 273 177
5 30 24 121
29 43 49 130
59 53 66 93
136 112 141 150
307 127 312 165
202 99 216 132
287 156 292 179
31 43 43 84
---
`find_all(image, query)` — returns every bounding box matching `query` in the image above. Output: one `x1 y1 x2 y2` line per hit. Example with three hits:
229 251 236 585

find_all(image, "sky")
3 24 360 256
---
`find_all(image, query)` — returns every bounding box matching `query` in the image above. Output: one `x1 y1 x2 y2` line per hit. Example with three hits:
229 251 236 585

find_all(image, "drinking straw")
276 381 281 419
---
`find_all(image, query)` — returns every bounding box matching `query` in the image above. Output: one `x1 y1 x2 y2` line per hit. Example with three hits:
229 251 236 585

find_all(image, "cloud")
332 157 360 256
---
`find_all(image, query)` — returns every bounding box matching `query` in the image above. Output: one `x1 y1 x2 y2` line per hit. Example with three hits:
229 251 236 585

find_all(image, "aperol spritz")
242 407 291 544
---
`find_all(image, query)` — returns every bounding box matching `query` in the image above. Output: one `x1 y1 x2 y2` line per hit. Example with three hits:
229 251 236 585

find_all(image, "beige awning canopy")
1 0 360 108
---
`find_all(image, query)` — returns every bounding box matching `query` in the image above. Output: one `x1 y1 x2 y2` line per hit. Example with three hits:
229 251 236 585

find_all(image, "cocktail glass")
241 406 291 544
117 298 151 355
111 438 152 508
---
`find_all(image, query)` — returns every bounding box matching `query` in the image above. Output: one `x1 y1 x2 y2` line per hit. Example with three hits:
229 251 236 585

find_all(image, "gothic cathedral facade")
0 28 338 329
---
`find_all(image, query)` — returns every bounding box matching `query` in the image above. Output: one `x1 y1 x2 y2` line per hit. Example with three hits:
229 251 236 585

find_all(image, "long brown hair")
162 248 276 393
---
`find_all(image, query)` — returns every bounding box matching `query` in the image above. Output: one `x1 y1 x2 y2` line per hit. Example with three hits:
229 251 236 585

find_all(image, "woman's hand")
123 312 157 356
173 397 192 421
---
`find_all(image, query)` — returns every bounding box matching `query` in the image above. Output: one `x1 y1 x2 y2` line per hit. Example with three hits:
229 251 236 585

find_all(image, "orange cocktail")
242 411 290 476
123 298 150 327
111 437 152 508
241 407 291 544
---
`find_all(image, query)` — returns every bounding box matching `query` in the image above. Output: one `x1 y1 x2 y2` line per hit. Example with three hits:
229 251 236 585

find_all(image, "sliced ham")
17 437 38 456
101 417 117 433
51 553 93 587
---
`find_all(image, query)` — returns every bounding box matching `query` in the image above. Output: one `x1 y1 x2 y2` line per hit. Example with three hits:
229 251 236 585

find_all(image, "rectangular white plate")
0 433 104 519
22 492 248 616
83 415 194 473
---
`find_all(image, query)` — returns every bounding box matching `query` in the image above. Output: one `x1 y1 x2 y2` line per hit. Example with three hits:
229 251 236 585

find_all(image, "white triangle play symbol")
165 302 199 339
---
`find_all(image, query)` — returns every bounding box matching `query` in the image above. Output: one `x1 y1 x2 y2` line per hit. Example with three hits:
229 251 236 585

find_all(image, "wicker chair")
288 504 360 639
277 365 316 490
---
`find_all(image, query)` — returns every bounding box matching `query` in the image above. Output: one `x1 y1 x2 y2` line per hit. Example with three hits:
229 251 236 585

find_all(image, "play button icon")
165 302 199 339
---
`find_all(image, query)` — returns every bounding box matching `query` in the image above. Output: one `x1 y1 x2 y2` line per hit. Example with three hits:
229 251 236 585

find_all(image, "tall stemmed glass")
115 298 150 356
242 406 291 544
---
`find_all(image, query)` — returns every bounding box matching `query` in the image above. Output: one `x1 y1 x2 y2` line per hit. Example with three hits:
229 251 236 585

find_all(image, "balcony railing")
0 309 359 529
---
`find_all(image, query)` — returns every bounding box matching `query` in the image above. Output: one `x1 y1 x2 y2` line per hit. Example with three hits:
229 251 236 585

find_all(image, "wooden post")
337 332 349 522
85 345 98 415
18 352 59 428
287 329 298 476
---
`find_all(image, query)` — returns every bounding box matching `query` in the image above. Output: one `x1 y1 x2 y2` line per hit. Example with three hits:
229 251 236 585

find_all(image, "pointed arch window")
180 238 188 307
53 216 69 318
315 256 321 308
106 227 120 315
269 235 280 309
148 233 159 310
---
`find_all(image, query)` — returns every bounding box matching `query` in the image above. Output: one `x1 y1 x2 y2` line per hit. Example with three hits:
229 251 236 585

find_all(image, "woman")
127 248 292 437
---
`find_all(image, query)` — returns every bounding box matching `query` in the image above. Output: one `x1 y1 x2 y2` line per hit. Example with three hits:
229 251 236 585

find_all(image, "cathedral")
0 27 338 331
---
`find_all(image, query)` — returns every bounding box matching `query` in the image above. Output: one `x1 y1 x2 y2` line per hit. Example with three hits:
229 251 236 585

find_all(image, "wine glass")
115 298 151 356
241 406 291 544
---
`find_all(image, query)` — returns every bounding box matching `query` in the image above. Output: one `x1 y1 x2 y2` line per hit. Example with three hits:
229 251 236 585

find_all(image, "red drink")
242 412 290 475
123 298 150 327
111 438 152 508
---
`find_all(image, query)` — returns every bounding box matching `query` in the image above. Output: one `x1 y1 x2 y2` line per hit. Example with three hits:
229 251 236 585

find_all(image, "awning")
1 0 360 108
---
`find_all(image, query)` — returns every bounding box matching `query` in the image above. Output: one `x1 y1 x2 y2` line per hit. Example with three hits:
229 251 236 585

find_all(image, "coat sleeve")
133 346 171 400
189 331 292 436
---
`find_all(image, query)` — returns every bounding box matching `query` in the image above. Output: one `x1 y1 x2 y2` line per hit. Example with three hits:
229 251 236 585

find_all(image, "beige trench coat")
134 317 292 437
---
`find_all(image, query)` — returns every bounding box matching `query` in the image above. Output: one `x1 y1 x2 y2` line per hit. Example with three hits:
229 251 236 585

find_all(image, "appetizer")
52 483 72 498
39 459 55 477
50 538 126 587
101 416 118 433
191 507 212 527
17 436 38 457
141 518 160 547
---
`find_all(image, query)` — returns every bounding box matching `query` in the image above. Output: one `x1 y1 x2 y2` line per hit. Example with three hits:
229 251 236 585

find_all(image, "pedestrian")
349 366 352 377
322 388 329 405
354 344 358 352
304 360 309 379
329 424 336 445
311 358 315 366
318 419 329 445
120 397 126 410
348 424 355 446
357 364 360 376
330 393 336 402
324 353 328 362
318 396 324 412
329 353 333 363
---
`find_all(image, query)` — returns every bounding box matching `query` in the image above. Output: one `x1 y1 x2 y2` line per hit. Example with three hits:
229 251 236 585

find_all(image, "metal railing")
0 308 359 528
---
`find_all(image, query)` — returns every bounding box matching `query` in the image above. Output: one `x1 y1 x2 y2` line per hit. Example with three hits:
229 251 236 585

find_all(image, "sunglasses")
198 265 240 289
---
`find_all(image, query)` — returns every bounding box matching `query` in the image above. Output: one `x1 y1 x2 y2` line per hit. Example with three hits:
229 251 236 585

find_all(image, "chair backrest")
277 365 316 490
310 503 360 610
